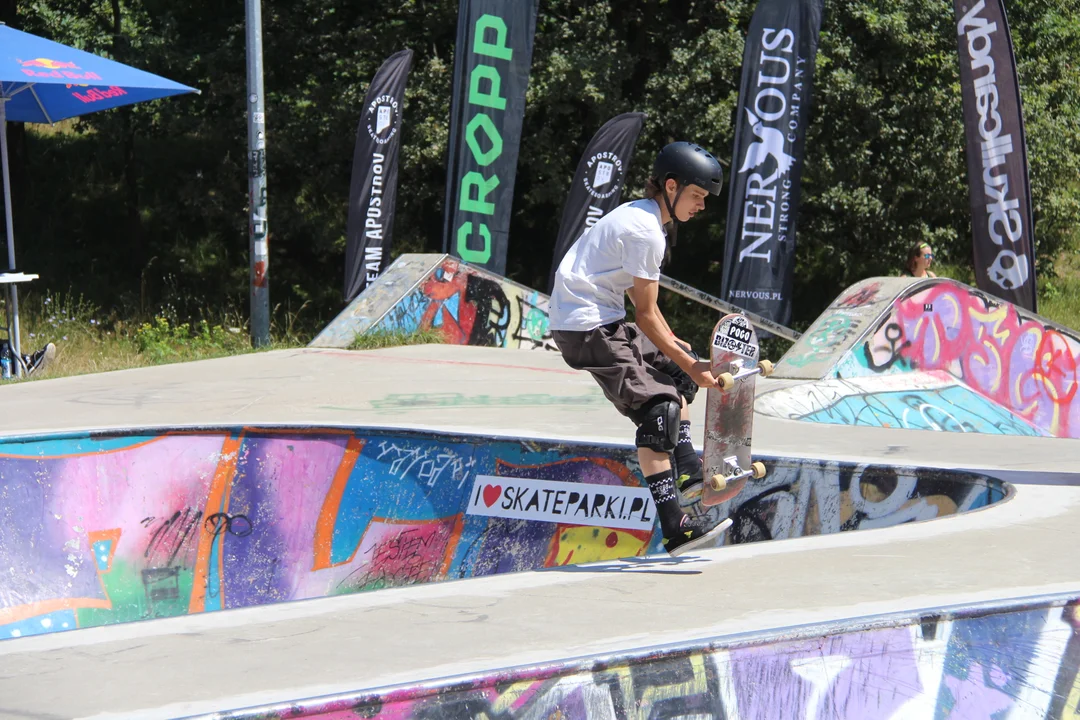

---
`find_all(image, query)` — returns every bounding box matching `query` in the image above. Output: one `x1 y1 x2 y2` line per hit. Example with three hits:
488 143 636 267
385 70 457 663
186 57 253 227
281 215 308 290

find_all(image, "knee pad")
635 398 681 453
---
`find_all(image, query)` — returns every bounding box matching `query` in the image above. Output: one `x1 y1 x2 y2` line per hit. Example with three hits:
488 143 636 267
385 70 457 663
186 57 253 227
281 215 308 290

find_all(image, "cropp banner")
954 0 1037 311
344 49 414 302
548 112 646 292
442 0 539 276
720 0 824 327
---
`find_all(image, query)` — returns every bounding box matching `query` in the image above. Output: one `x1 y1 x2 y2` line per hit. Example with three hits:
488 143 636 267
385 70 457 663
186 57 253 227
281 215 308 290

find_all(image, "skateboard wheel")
717 372 734 390
758 359 774 377
710 474 727 491
751 461 766 479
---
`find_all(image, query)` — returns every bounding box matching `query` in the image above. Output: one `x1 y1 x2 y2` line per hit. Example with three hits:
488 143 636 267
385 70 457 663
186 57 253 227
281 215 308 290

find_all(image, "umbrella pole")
0 99 23 377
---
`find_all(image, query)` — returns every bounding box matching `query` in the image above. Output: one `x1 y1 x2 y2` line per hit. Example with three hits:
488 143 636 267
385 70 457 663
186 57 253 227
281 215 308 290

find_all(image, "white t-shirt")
549 199 666 331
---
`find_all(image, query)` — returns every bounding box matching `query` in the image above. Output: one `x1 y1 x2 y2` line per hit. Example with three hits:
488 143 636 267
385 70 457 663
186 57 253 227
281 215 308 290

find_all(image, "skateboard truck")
709 455 767 491
716 359 774 391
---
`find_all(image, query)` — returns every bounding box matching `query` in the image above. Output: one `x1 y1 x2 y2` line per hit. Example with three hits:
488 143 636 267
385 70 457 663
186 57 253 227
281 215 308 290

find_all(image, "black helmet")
653 142 724 196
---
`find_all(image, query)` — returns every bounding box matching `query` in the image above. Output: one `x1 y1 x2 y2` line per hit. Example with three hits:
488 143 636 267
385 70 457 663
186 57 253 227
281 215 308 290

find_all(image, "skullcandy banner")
344 49 414 302
442 0 539 276
954 0 1037 311
548 112 646 292
720 0 824 328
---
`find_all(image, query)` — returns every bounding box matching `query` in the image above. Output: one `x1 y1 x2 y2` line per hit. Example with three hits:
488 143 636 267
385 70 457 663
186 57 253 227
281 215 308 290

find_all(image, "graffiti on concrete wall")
777 278 914 379
773 278 1080 438
784 311 863 369
757 371 1046 436
309 254 557 351
0 428 1004 639
216 598 1080 720
690 457 1006 544
0 429 651 639
836 282 1080 438
379 258 556 351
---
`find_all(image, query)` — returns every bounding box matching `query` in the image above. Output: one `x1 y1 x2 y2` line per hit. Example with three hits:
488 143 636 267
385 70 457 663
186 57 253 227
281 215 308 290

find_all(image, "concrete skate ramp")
310 254 556 350
0 346 1077 720
167 592 1080 720
0 425 1005 640
765 277 1080 437
2 474 1077 720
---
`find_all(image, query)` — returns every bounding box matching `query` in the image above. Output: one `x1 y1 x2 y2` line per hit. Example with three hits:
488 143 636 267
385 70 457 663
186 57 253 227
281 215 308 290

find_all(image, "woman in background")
904 242 937 278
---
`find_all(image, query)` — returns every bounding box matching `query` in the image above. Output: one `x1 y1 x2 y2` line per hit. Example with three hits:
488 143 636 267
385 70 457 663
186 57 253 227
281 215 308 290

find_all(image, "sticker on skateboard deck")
701 313 773 507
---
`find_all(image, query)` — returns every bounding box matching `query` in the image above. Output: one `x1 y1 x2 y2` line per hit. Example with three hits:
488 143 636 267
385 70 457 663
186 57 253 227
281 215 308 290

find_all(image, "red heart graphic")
483 484 502 508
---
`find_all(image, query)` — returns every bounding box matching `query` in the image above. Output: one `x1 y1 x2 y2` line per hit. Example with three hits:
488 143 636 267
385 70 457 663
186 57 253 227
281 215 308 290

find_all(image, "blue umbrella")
0 23 197 374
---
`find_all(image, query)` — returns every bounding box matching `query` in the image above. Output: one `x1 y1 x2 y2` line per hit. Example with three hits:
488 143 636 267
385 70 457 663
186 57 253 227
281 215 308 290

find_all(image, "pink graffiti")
889 284 1080 437
349 518 458 589
836 281 882 309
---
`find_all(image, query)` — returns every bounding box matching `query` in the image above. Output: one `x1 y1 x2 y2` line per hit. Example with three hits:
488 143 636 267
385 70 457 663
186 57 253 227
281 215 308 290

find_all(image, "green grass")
2 289 306 382
0 289 448 383
348 327 446 350
1036 252 1080 330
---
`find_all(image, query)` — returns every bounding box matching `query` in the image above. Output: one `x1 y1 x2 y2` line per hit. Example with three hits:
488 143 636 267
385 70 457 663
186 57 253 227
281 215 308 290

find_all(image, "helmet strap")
660 180 686 259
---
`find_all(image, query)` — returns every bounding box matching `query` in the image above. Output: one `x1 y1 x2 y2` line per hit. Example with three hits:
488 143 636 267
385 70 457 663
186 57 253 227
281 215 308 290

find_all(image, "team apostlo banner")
442 0 539 276
344 49 414 302
548 112 646 292
954 0 1037 311
721 0 824 327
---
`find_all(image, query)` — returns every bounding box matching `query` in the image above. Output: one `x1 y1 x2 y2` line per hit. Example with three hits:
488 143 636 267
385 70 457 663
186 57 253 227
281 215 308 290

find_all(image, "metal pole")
658 273 802 343
245 0 270 347
0 99 24 376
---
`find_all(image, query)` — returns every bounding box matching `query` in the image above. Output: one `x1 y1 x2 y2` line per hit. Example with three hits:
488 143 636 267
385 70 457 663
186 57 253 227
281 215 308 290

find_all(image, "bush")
134 317 247 361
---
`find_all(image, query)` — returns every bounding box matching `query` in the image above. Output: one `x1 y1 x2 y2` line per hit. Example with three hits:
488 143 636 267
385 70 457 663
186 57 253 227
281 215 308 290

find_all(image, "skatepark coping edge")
170 588 1080 720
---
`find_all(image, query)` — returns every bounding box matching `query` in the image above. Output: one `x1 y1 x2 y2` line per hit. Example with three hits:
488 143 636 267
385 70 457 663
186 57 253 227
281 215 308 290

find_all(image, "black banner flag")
548 112 646 292
344 49 414 302
720 0 824 327
442 0 539 276
954 0 1036 311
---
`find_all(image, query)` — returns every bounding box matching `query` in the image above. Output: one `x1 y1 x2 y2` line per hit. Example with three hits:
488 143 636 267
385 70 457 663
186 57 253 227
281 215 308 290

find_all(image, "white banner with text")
466 475 655 531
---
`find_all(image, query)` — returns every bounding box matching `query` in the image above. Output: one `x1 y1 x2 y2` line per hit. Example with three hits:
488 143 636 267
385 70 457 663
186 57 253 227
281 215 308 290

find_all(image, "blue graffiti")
802 385 1045 436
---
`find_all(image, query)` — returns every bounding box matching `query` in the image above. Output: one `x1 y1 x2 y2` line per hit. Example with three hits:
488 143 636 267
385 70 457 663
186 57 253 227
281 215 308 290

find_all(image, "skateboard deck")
701 313 772 507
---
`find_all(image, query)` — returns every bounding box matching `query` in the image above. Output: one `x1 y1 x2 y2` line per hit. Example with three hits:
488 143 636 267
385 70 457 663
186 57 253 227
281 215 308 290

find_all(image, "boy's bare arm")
626 284 688 349
632 277 715 388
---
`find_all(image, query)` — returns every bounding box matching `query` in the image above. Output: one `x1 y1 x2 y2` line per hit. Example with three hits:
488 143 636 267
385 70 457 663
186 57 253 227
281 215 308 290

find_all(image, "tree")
4 0 1079 344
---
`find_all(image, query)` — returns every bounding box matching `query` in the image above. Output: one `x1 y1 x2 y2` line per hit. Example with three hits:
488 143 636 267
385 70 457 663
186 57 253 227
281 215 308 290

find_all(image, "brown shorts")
552 321 697 425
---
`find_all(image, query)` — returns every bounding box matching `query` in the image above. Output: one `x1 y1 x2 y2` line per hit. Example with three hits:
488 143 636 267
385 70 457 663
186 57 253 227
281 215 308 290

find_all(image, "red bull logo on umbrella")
21 58 79 69
19 57 101 81
71 86 128 104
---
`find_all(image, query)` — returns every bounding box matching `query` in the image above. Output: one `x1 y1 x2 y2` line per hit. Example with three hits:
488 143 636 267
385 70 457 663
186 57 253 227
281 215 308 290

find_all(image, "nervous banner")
721 0 824 328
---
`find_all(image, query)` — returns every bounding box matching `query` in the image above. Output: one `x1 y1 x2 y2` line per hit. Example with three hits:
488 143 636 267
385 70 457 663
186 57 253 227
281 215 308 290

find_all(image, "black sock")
645 469 685 536
673 421 702 481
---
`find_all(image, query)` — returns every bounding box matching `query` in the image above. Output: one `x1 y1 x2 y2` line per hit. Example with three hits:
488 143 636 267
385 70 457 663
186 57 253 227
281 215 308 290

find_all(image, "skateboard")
701 313 773 507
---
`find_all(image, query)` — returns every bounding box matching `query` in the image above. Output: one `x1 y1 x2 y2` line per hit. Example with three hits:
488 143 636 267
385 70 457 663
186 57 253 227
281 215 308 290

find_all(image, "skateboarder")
549 141 730 556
